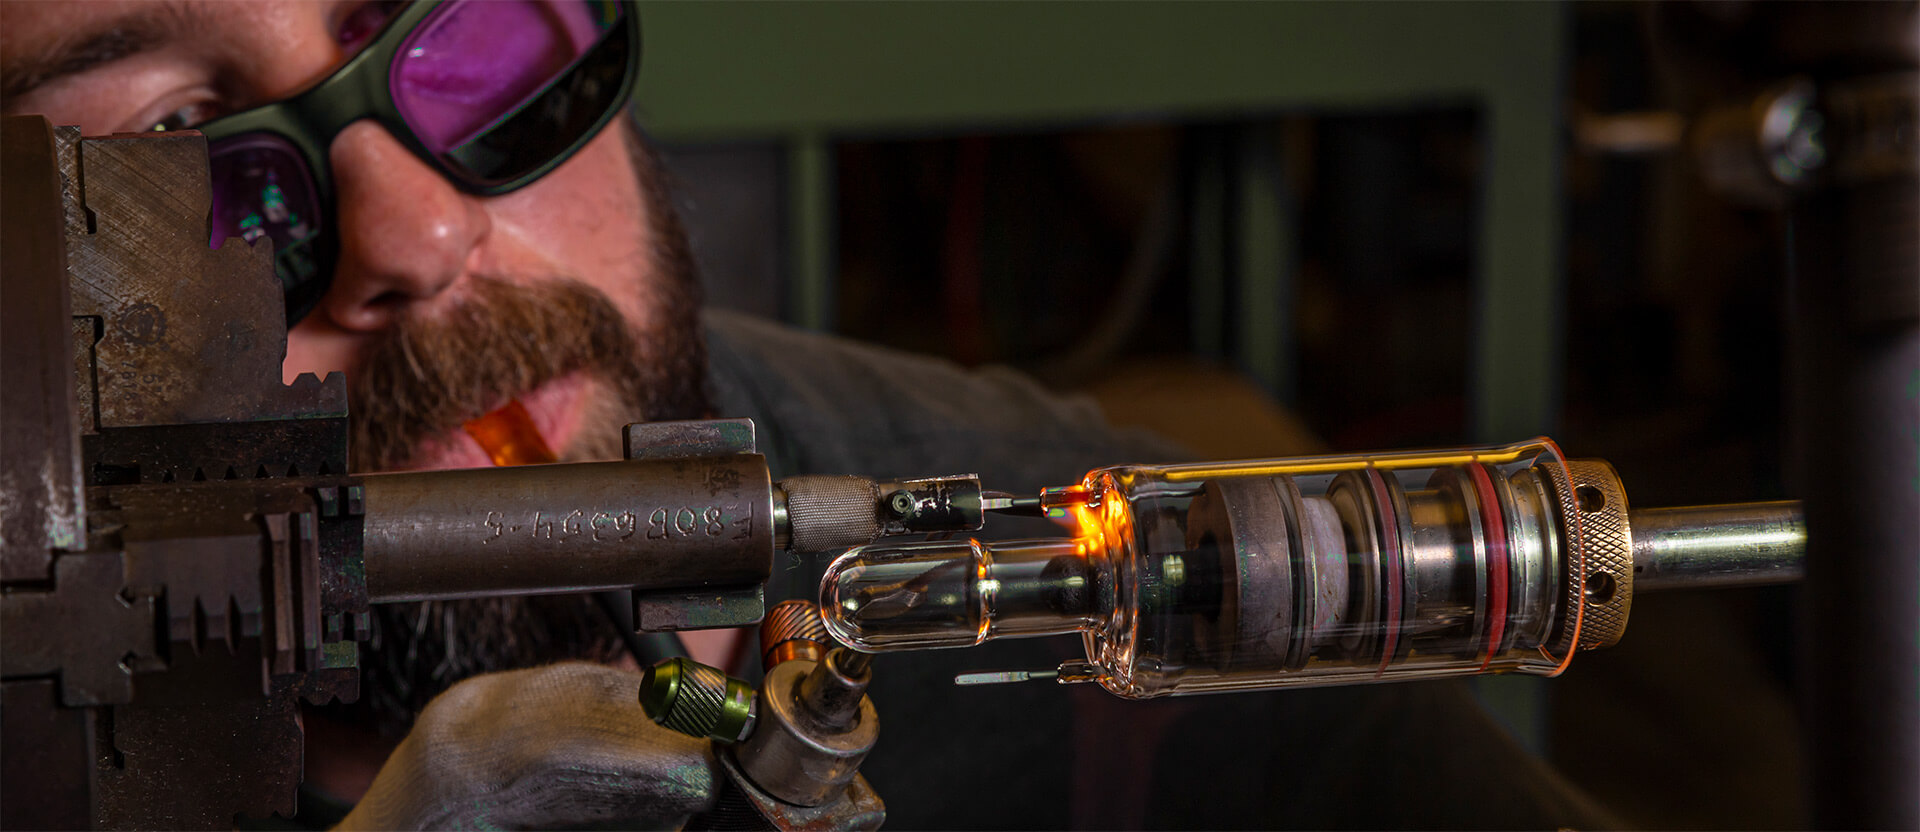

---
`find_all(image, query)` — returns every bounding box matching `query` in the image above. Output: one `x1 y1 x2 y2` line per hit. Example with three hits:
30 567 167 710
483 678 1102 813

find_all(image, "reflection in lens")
208 134 321 251
436 22 629 184
391 0 608 154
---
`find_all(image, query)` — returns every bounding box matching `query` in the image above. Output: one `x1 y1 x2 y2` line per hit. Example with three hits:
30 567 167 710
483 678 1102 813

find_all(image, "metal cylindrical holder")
638 657 756 744
1630 501 1805 590
797 649 872 733
761 599 833 670
361 457 774 602
735 654 879 808
776 473 987 553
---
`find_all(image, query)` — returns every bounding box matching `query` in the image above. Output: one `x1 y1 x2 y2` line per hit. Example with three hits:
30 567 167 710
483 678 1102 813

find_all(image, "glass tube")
821 439 1589 699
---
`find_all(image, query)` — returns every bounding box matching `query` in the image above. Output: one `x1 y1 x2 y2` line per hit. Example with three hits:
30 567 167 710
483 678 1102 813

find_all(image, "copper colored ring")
1542 460 1635 652
760 599 833 670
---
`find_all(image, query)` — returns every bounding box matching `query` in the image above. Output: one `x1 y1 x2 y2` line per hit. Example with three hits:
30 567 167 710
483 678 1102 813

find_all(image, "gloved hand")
335 661 721 831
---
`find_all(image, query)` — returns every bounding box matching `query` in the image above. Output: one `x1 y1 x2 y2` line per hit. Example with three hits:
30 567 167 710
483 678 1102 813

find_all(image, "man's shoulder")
701 309 1182 488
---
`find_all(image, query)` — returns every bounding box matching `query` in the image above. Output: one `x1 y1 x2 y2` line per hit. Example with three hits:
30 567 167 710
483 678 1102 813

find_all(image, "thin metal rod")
1629 501 1805 591
833 648 872 678
954 669 1058 686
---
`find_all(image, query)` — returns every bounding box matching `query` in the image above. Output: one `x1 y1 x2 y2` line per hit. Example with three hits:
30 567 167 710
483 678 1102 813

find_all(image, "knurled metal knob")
637 657 756 743
761 599 833 670
1542 459 1635 652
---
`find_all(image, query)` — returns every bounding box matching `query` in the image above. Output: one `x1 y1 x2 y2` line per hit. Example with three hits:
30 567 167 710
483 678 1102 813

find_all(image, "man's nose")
318 121 490 331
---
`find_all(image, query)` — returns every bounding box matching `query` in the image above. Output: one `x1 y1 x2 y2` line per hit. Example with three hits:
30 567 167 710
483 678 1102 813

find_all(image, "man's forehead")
0 0 322 103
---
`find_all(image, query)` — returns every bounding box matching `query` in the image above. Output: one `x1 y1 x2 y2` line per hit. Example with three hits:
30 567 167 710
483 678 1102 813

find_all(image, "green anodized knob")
637 656 757 743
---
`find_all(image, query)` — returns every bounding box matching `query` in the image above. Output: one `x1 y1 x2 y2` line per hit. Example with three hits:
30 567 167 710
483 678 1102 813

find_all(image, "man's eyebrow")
2 2 210 104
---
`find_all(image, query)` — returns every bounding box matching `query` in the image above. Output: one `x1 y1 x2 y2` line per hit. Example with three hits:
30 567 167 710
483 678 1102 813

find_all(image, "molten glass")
822 439 1592 699
463 398 557 466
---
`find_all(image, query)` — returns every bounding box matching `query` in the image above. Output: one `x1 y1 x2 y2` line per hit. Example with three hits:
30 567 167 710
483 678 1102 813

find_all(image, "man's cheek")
489 132 655 326
558 379 634 463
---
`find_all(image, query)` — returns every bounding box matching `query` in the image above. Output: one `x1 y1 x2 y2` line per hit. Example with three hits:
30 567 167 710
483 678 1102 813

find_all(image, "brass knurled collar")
761 599 833 669
1542 459 1635 651
762 599 831 646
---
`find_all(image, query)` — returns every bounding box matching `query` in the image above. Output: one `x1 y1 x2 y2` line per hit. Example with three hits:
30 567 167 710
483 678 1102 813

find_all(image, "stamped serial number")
481 503 755 545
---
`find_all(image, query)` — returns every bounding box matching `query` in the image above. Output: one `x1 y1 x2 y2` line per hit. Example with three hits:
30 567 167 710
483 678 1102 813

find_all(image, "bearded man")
1 1 1618 828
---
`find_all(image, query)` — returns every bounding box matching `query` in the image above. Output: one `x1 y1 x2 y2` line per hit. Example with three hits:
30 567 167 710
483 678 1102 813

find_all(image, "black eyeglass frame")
193 0 642 324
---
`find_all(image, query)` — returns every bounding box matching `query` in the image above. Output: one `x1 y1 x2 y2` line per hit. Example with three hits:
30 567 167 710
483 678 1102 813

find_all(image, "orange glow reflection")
1065 480 1135 564
463 399 558 466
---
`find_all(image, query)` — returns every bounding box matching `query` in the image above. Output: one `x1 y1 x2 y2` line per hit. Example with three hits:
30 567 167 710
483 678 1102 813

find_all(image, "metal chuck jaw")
638 600 883 830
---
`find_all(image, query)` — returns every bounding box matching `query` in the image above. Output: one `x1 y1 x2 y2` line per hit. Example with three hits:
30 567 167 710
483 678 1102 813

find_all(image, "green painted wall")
634 0 1566 445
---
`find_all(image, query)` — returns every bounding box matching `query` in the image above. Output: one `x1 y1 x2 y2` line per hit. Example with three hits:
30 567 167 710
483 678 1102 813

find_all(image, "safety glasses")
196 0 640 325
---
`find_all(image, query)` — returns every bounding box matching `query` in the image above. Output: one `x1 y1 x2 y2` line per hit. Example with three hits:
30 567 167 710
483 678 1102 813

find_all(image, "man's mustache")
329 129 715 742
346 275 647 472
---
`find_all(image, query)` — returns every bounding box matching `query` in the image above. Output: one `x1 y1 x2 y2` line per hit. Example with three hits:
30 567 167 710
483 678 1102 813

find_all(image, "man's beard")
337 135 712 740
344 273 702 472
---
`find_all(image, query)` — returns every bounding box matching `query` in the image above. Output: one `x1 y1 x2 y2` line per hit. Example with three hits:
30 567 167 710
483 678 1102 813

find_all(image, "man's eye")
338 0 407 50
147 101 224 132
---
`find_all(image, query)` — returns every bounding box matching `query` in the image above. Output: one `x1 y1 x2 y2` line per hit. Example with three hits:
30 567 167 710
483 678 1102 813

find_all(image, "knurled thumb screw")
637 656 757 743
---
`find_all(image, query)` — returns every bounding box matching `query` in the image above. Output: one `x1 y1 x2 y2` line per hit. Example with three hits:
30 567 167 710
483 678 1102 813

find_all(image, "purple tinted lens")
391 0 605 154
208 134 321 251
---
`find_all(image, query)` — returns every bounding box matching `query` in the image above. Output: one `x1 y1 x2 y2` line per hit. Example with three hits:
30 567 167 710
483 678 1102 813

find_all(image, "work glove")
335 661 721 831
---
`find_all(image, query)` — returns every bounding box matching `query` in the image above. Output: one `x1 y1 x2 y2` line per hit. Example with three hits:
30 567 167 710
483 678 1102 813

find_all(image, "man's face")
1 0 707 471
3 1 710 737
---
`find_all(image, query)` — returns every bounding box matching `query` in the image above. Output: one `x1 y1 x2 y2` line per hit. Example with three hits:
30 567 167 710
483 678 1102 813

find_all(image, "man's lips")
398 372 590 472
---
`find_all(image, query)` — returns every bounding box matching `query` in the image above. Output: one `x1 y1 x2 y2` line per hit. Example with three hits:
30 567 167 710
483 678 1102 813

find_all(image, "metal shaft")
835 650 873 678
362 458 773 603
1629 501 1805 591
